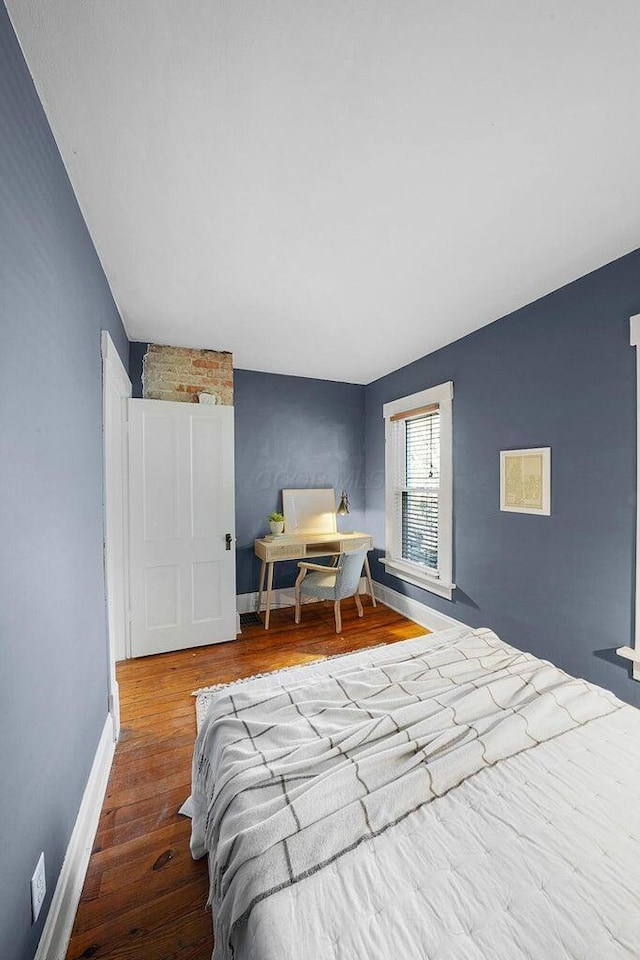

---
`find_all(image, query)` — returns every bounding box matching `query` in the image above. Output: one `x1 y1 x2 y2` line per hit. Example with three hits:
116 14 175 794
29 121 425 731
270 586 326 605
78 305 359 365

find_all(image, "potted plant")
268 511 285 536
267 510 284 537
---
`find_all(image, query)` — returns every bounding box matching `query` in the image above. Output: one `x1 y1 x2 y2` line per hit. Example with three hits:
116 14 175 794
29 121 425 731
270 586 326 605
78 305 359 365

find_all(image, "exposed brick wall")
142 344 233 404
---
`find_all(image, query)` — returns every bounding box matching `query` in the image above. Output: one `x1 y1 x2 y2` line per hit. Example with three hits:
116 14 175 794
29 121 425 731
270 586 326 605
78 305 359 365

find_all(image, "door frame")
101 330 132 740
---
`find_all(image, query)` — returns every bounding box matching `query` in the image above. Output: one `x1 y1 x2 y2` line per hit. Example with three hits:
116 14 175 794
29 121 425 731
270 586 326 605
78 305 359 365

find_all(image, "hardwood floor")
66 599 425 960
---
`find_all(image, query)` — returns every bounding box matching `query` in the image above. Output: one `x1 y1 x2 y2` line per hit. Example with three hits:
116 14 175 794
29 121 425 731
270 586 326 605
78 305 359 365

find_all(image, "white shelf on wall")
617 646 640 681
617 646 640 663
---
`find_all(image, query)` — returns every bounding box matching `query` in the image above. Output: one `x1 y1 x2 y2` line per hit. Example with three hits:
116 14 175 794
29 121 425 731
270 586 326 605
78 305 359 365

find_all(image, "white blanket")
189 627 627 960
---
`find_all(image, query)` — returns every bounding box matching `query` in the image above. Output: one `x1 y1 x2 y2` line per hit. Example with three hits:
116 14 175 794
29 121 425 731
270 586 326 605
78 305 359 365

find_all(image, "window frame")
381 381 455 600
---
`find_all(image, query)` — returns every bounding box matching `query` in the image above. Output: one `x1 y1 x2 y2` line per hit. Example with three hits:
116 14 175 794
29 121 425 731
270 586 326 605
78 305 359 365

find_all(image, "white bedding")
191 628 640 960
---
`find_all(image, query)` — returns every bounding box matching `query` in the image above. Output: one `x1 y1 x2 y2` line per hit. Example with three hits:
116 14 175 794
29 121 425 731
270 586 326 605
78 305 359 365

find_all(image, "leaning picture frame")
282 488 337 534
500 447 551 516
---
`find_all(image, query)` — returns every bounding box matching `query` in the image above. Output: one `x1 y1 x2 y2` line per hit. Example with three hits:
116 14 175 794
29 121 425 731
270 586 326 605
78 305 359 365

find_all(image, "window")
381 381 454 599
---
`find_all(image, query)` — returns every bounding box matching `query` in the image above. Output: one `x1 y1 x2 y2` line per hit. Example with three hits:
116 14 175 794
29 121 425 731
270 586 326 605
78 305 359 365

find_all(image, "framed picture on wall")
500 447 551 516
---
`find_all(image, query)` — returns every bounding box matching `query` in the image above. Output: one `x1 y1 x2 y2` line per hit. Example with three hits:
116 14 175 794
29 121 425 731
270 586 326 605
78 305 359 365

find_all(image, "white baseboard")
237 586 314 615
237 579 464 638
237 577 370 619
35 714 116 960
371 581 466 633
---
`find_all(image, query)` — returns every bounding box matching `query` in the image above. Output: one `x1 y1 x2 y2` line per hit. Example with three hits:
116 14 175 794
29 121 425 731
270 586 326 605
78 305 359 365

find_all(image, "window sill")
379 557 455 600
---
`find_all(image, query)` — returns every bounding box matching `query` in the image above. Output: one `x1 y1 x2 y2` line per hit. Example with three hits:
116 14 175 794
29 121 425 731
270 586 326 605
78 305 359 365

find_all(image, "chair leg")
354 592 363 618
334 599 342 634
294 571 305 624
363 553 377 607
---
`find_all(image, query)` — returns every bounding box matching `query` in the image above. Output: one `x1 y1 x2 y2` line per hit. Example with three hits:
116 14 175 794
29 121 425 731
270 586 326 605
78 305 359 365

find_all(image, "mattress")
189 627 640 960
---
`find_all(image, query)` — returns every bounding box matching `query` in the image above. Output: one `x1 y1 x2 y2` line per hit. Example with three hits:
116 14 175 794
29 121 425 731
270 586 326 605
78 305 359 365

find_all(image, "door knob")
225 533 233 551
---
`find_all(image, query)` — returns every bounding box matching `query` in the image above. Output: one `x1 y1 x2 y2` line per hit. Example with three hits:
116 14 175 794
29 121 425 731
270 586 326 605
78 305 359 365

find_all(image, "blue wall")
365 249 640 706
0 5 129 959
233 369 365 594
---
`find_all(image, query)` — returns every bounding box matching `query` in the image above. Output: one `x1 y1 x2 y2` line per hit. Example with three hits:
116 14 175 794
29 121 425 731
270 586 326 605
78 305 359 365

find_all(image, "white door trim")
101 330 132 736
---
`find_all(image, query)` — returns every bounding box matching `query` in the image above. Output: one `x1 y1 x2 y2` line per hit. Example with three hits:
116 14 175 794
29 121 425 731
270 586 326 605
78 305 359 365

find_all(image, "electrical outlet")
30 852 46 923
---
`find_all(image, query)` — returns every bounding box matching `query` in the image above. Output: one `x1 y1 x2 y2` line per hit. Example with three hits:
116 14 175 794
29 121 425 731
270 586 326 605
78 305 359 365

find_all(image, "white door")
102 331 131 739
128 399 236 657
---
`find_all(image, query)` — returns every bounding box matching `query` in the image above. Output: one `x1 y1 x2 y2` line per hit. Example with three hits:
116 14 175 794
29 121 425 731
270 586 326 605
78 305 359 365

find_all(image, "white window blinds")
394 409 441 571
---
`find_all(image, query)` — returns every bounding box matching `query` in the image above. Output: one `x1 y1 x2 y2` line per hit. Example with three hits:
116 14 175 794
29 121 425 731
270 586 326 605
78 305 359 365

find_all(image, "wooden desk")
254 531 376 629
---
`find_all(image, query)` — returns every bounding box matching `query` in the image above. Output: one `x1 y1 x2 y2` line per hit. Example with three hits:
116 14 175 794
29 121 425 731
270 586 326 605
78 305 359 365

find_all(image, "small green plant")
268 511 285 523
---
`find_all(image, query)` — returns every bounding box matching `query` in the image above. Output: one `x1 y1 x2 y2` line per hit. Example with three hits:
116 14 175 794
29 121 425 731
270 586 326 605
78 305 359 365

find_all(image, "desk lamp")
336 491 352 532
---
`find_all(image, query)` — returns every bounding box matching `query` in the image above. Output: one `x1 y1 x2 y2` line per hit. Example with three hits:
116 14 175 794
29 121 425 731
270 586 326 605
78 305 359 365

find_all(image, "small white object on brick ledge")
199 391 220 405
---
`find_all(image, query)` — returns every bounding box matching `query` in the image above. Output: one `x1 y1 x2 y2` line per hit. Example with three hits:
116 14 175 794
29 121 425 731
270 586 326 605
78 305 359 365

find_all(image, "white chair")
294 547 368 634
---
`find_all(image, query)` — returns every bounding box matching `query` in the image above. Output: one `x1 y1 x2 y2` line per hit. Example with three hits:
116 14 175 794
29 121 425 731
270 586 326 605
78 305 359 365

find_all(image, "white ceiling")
7 1 640 383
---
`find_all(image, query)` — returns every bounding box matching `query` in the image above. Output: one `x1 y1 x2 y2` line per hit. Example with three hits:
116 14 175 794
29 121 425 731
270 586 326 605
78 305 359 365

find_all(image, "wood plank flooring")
66 599 425 960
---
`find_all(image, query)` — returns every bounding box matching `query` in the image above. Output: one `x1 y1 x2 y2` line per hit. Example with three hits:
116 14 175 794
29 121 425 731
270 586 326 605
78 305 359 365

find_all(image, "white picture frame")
500 447 551 516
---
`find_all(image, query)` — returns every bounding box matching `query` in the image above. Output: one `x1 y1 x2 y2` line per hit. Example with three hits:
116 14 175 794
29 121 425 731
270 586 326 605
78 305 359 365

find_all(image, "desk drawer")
269 543 304 560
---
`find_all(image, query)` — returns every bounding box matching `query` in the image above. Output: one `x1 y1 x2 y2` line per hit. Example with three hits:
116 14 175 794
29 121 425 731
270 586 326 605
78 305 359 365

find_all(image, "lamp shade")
336 490 350 515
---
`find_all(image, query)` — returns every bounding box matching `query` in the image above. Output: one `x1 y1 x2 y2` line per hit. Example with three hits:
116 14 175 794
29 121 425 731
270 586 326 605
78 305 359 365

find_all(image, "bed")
188 626 640 960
